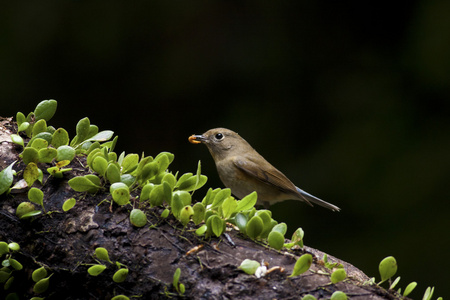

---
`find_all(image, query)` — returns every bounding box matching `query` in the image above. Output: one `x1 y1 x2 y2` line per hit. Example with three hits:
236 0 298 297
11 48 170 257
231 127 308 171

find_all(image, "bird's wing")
233 156 340 211
232 155 300 196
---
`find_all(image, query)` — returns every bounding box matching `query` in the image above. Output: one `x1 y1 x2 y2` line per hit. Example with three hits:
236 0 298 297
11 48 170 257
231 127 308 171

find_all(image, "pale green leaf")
24 163 40 187
51 128 69 148
22 147 39 165
236 191 257 211
106 163 121 184
38 148 57 163
56 145 75 162
34 99 57 121
20 210 42 219
246 215 264 239
15 202 36 218
192 202 206 225
28 187 44 206
75 117 91 143
10 134 24 147
209 215 224 237
235 213 248 232
68 176 101 192
83 130 114 143
331 268 347 284
211 188 232 208
121 153 139 174
62 198 76 211
239 259 260 275
18 121 30 132
268 231 284 250
403 282 417 297
130 209 147 227
112 188 130 205
32 267 48 283
271 223 287 235
0 161 16 195
33 276 50 293
32 119 47 137
95 247 112 263
330 291 348 300
221 197 237 219
113 268 128 283
91 156 108 176
88 265 106 276
195 224 207 236
290 254 312 277
173 268 181 289
179 205 194 226
379 256 397 283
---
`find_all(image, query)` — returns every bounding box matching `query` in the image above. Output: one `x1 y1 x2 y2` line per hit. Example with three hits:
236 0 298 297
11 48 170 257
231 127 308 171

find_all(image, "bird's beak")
188 134 207 144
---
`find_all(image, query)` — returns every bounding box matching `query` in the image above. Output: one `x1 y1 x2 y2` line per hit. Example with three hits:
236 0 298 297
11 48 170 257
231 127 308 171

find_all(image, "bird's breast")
215 158 249 199
215 157 291 204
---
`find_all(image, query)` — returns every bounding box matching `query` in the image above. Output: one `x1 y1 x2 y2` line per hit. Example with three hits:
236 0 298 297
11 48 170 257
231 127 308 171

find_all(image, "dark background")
1 1 449 298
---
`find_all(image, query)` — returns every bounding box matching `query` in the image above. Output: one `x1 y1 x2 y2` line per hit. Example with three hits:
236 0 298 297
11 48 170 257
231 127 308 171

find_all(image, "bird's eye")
215 133 224 140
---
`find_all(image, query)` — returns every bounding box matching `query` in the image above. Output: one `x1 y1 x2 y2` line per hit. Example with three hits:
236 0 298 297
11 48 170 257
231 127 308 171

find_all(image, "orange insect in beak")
188 134 202 144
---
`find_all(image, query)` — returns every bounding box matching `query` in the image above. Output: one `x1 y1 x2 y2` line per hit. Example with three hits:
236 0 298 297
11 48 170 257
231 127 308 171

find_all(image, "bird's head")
189 128 250 161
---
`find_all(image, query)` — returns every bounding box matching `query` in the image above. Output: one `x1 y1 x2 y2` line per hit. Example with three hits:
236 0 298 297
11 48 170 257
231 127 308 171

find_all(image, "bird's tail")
296 187 340 212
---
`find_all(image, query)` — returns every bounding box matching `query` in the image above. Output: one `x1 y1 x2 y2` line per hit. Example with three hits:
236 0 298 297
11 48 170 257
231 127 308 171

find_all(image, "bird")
188 128 340 211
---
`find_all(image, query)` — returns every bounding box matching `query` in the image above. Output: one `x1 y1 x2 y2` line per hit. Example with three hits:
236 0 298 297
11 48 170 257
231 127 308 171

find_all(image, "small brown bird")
189 128 340 211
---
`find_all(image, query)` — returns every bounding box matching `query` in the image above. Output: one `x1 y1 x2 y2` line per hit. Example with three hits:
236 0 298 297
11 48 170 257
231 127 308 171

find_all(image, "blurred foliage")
1 1 449 298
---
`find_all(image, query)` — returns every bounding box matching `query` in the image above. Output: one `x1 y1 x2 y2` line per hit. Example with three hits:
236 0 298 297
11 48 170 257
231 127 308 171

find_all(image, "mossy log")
0 117 401 300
